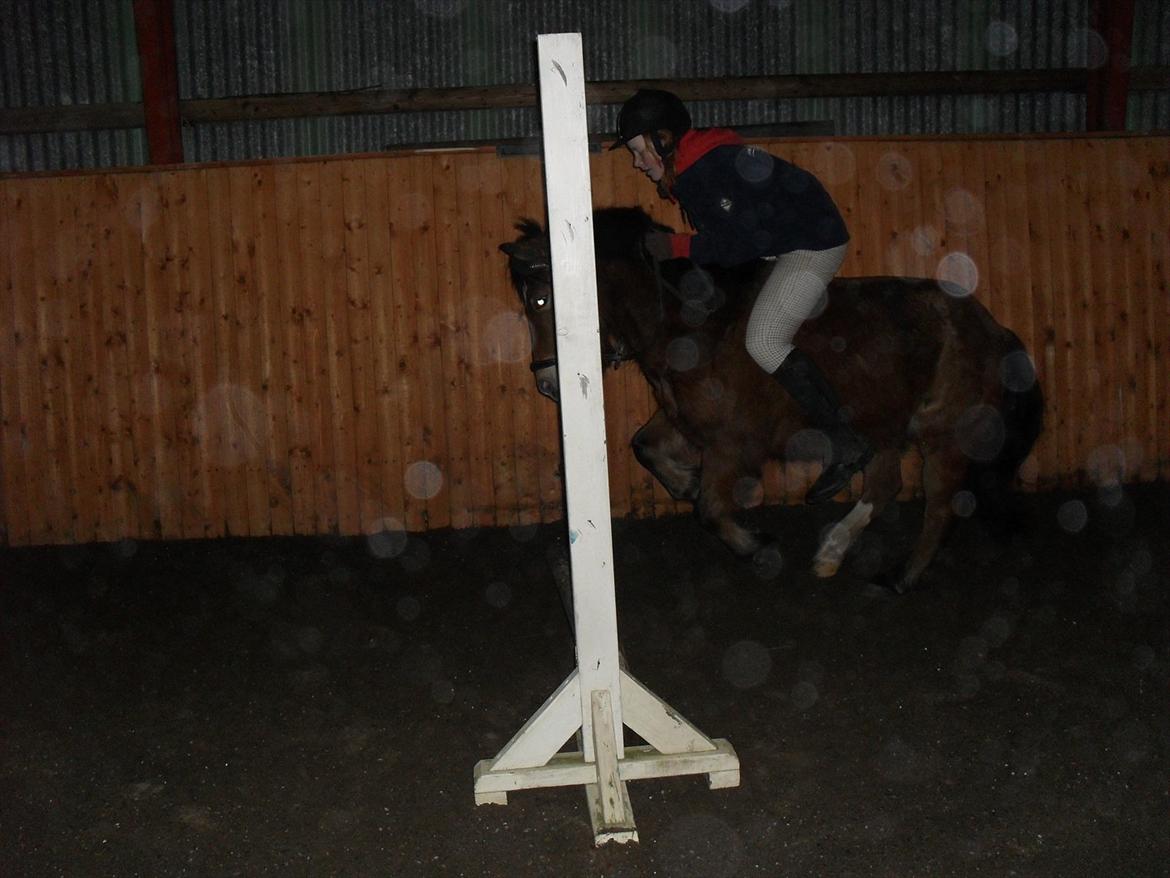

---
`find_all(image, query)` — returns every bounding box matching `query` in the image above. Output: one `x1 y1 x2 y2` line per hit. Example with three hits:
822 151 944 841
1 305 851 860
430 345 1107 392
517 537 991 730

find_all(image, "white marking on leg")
813 501 874 578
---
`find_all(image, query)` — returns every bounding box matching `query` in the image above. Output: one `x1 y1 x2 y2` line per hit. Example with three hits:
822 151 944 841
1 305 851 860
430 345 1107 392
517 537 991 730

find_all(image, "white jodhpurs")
744 243 848 373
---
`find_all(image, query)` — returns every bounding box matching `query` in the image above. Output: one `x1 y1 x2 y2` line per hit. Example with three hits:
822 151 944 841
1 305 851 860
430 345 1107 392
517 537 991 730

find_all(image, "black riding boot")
773 350 873 504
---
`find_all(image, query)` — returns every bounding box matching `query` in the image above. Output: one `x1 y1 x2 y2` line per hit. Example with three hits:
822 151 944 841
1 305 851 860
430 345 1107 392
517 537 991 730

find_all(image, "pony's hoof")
751 542 784 581
812 556 840 579
871 569 916 595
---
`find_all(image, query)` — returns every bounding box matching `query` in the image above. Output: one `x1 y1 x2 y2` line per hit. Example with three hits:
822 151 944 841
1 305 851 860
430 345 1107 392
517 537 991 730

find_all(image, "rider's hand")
642 230 674 261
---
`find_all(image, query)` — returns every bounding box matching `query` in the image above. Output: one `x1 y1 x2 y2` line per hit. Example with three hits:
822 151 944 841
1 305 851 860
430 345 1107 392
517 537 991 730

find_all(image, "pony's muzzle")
533 364 560 403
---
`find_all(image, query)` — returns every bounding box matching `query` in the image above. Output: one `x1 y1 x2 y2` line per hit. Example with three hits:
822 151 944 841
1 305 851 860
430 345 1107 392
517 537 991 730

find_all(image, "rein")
518 231 679 374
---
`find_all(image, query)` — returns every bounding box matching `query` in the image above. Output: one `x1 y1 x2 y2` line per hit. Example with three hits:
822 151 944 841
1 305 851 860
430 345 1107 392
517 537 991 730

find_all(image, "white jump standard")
472 32 740 846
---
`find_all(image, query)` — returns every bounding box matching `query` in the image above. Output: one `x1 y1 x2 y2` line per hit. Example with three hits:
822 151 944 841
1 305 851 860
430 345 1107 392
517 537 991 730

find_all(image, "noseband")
518 242 669 375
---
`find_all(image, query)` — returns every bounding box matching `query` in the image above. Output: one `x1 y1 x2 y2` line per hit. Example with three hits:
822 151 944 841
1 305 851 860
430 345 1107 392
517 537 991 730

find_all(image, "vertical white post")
473 34 738 845
536 32 622 760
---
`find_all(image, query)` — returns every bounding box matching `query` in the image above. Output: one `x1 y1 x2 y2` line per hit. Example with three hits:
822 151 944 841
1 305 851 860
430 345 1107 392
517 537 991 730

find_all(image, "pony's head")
499 220 559 401
499 208 676 404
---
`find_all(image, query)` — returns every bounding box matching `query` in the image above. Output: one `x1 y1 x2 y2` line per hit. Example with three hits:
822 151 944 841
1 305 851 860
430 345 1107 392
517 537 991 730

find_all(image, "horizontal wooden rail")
3 68 1169 136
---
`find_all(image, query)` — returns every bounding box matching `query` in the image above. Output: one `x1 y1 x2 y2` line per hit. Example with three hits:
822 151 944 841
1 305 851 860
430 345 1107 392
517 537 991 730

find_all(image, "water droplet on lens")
791 680 819 710
722 640 772 689
508 523 539 543
1056 500 1088 533
1129 546 1152 576
734 146 775 183
786 427 831 464
999 349 1036 392
733 477 763 509
944 188 983 231
753 544 784 580
912 225 939 256
1069 27 1109 69
954 635 989 671
951 489 977 517
1087 445 1125 488
405 460 444 500
814 142 856 185
936 251 979 295
485 580 512 608
955 404 1005 461
431 679 456 704
986 21 1019 56
397 596 422 621
981 615 1014 647
876 151 913 190
298 626 323 654
367 530 402 558
399 539 431 572
666 337 700 371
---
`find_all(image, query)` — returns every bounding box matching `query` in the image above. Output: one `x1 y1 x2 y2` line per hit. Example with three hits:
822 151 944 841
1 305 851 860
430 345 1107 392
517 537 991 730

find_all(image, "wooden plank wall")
1 135 1167 547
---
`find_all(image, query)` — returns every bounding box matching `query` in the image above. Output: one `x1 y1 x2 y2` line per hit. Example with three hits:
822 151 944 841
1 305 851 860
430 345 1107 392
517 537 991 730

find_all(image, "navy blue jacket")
668 129 850 267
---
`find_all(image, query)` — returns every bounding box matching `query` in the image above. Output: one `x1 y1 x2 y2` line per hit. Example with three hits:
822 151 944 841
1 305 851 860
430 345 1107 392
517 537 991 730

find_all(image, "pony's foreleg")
694 450 764 558
631 409 701 501
813 448 901 578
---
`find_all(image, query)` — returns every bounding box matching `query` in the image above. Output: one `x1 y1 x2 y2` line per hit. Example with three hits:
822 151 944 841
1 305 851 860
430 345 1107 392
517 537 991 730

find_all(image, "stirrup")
804 448 873 505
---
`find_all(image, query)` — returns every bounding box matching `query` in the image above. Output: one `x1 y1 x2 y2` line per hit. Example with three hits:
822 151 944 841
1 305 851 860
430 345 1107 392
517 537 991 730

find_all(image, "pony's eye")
533 297 548 309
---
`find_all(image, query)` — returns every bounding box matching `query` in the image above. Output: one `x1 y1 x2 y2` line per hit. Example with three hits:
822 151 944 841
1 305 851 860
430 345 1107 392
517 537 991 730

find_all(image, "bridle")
514 237 677 376
514 265 561 374
517 266 637 373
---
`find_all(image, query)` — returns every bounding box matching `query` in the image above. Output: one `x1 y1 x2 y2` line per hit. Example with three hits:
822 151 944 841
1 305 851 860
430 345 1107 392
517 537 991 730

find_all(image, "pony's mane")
592 207 666 261
513 217 544 241
510 207 665 262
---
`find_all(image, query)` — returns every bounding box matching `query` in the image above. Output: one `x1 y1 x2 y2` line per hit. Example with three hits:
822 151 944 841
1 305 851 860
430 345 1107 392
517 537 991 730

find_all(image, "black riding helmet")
610 88 692 158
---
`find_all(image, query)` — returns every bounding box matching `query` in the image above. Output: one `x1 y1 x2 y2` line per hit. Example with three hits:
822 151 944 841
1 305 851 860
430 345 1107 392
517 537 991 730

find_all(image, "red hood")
674 128 744 175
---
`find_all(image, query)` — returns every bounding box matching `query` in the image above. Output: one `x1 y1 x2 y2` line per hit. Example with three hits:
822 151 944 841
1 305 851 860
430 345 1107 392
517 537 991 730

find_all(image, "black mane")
591 207 669 261
513 217 543 240
510 207 667 262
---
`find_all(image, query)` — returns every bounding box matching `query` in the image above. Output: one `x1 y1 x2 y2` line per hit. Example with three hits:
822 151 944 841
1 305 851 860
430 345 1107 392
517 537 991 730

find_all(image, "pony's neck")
600 262 668 362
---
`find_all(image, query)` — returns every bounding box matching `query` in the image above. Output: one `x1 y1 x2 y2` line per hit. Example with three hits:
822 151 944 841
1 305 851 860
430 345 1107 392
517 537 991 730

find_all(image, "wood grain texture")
0 136 1166 546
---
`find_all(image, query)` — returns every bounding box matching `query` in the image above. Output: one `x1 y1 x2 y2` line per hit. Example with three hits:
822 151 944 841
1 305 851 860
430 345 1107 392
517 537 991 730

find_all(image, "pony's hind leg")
883 442 967 593
632 409 701 501
813 448 902 578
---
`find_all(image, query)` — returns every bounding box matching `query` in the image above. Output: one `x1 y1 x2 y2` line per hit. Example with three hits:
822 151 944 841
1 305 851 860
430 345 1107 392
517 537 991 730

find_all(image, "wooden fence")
1 135 1167 546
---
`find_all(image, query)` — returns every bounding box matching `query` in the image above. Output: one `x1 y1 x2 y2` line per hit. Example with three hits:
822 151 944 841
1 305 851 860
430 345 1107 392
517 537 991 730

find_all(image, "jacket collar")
673 128 744 175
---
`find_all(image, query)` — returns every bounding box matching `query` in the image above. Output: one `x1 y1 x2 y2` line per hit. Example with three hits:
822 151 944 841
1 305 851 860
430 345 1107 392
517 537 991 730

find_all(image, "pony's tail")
966 360 1045 533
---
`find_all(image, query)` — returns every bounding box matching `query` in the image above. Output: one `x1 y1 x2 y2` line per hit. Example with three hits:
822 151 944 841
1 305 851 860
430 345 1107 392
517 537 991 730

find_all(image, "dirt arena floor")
2 484 1167 877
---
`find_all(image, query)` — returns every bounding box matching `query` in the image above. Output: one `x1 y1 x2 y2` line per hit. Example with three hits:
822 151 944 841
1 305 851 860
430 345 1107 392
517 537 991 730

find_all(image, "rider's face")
626 135 665 183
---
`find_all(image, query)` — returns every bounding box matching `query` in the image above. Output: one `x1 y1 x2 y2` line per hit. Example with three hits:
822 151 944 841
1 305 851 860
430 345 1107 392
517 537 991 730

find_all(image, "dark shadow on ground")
2 485 1167 876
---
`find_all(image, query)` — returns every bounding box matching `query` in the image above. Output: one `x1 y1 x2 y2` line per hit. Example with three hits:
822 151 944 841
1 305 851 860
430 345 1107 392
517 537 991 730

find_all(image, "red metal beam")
1087 0 1136 131
132 0 183 164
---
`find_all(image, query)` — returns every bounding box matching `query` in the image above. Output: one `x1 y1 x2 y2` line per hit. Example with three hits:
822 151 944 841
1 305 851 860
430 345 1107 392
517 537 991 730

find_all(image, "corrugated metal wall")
1 0 1168 172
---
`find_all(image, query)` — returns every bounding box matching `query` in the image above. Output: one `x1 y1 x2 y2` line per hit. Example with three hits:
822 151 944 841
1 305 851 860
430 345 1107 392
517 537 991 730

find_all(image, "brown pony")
500 207 1043 592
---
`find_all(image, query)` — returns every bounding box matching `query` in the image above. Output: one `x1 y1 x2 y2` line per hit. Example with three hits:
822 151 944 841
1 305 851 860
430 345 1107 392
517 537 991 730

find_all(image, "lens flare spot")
405 460 444 500
936 251 979 296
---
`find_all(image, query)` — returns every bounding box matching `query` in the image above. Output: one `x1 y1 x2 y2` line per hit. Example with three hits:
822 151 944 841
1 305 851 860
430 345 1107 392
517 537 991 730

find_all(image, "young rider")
612 88 871 504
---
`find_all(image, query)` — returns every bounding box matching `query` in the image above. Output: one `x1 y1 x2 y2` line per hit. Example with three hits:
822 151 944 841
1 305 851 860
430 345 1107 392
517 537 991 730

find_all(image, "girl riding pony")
612 88 872 504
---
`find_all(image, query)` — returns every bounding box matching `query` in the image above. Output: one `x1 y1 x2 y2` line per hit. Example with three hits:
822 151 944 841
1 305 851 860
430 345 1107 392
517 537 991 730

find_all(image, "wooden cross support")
472 33 739 847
